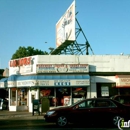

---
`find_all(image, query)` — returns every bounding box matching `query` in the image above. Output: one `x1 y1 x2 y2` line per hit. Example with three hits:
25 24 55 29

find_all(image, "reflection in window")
72 87 87 98
79 102 86 108
17 88 27 106
95 100 116 107
56 88 71 106
10 88 16 106
40 88 54 107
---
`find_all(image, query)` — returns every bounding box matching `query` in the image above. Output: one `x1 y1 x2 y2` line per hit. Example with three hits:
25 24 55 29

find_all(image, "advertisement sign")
101 86 109 96
9 56 35 75
36 64 89 73
116 75 130 87
63 96 71 106
56 0 75 48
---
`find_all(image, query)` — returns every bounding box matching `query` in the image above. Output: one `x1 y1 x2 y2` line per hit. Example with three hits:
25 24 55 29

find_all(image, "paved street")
0 110 119 130
0 120 119 130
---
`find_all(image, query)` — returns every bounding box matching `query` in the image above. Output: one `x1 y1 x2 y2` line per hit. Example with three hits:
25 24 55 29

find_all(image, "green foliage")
11 46 49 59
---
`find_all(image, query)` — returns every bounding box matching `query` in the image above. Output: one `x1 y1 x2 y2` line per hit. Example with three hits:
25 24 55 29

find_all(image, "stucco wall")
37 55 130 72
8 55 130 75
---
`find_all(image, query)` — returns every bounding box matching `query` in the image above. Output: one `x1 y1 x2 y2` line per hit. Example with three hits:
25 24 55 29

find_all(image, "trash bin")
41 98 50 113
32 99 40 115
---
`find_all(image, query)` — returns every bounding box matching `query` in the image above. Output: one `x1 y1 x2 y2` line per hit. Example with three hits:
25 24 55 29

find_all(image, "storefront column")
87 86 91 98
37 88 39 99
54 88 56 107
70 87 72 104
9 88 10 107
90 83 97 98
35 88 39 99
16 89 18 106
29 89 32 112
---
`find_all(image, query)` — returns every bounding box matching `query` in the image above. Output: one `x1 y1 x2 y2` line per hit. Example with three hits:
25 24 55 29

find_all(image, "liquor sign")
9 56 35 75
36 64 89 73
10 57 31 67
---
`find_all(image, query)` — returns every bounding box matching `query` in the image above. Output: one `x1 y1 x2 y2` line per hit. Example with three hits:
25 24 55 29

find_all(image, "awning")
0 78 8 88
115 75 130 88
8 75 90 87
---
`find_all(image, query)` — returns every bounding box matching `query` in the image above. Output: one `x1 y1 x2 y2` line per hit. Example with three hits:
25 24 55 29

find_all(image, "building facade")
0 55 130 112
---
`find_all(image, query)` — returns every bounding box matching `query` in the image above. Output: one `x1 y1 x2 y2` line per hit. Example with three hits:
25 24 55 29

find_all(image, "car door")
92 99 119 125
69 99 96 124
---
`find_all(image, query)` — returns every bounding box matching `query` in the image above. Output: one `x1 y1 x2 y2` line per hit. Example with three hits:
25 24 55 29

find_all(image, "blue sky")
0 0 130 69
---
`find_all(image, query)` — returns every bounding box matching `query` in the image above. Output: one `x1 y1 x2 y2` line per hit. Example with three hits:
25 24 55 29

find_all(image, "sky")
0 0 130 69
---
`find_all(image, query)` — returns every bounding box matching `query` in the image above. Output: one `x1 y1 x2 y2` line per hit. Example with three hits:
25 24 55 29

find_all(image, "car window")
113 96 130 105
77 100 95 109
79 102 86 108
95 100 116 108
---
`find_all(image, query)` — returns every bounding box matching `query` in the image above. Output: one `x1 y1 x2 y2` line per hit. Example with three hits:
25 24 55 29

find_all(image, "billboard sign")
56 0 75 48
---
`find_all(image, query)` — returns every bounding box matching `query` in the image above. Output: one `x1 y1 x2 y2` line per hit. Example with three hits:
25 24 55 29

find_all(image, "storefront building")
7 55 90 112
1 55 130 112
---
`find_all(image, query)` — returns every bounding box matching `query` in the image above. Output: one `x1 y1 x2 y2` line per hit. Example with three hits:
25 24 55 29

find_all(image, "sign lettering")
10 57 31 67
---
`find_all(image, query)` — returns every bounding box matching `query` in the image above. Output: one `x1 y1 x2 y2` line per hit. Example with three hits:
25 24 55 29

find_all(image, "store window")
119 88 130 95
10 88 16 106
40 88 54 107
56 87 71 106
17 88 27 106
72 87 87 103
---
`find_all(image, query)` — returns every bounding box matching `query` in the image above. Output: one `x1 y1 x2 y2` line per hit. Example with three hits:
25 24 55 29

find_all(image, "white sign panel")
8 81 17 88
54 79 90 86
0 82 4 88
36 64 89 73
116 77 130 87
56 1 75 48
8 79 89 87
9 56 36 75
101 86 109 96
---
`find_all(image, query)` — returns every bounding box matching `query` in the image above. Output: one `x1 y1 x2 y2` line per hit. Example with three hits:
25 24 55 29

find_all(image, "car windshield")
70 99 85 107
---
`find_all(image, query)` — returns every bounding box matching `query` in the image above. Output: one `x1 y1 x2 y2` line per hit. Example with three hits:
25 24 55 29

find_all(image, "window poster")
101 86 109 96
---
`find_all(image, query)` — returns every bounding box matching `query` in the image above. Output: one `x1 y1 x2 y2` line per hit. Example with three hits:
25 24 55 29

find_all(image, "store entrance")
56 87 71 106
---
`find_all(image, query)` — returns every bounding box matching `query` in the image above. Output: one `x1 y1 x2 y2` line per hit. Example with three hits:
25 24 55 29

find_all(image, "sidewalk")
0 110 45 120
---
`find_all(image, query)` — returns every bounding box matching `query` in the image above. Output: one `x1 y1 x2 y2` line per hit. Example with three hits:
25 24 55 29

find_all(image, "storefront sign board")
36 64 89 73
8 79 90 87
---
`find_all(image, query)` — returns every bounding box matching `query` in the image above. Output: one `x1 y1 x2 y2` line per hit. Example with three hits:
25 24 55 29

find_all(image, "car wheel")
56 116 68 127
113 116 122 126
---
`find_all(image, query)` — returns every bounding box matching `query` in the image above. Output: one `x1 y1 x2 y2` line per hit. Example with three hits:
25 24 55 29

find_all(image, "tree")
11 46 49 59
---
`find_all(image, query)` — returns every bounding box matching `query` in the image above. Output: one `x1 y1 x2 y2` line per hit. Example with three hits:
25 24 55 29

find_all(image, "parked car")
110 95 130 106
44 98 130 127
